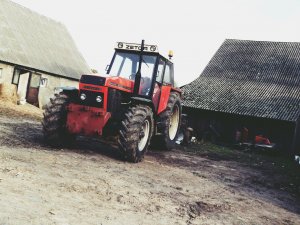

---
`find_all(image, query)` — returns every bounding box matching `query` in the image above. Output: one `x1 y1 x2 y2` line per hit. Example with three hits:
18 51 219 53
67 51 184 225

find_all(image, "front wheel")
42 93 75 147
118 105 154 163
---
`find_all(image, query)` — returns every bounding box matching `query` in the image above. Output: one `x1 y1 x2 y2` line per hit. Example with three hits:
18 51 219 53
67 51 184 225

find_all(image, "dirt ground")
0 103 300 225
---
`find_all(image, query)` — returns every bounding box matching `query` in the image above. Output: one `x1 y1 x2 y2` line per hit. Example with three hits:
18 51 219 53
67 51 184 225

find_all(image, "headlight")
96 96 102 103
80 93 86 101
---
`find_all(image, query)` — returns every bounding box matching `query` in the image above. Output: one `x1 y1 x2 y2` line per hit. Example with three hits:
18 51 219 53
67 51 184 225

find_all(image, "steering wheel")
129 74 144 84
140 77 144 84
129 74 135 80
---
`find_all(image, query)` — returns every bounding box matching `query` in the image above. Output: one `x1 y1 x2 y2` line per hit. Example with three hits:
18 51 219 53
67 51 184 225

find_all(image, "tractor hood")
80 74 134 93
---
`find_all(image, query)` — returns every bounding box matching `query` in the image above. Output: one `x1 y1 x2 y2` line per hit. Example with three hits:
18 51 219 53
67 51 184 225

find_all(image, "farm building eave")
182 104 298 124
0 60 79 81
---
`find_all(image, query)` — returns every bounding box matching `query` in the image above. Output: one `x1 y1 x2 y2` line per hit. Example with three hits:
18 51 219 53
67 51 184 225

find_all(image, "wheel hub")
139 131 145 139
169 105 180 141
138 119 150 151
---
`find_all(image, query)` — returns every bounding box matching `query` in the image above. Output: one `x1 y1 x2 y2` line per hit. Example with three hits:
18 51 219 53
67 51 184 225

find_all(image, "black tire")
118 105 154 163
42 93 75 147
157 92 182 150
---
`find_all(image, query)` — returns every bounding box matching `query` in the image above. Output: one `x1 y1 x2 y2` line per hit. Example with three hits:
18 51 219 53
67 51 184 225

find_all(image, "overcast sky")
11 0 300 86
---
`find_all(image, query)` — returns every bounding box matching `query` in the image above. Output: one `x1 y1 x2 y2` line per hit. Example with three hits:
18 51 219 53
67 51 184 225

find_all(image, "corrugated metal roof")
182 39 300 122
0 0 91 79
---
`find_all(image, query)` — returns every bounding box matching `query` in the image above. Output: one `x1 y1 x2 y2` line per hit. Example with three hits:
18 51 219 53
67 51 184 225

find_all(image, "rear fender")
157 87 181 114
171 87 182 97
157 86 171 114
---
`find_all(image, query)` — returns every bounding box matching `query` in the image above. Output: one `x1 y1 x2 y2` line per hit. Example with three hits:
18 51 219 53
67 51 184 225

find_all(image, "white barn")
0 0 91 107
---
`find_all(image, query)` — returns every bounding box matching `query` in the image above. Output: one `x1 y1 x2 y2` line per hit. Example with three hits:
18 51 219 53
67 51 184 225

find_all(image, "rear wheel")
157 92 182 150
119 105 154 163
42 93 75 147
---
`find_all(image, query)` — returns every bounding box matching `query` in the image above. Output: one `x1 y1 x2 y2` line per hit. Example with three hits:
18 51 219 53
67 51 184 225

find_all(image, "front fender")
54 86 79 100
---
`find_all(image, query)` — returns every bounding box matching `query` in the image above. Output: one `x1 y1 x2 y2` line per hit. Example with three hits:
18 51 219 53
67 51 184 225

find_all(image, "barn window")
30 74 41 88
40 78 48 87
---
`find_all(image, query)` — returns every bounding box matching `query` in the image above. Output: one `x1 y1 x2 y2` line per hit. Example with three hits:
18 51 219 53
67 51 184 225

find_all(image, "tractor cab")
106 41 175 111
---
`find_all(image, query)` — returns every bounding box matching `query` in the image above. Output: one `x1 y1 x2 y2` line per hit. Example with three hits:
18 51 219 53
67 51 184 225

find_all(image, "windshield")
109 52 157 80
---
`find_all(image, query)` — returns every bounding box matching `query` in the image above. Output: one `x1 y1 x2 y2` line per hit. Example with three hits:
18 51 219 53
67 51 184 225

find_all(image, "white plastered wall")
0 62 79 108
38 73 79 108
0 62 14 84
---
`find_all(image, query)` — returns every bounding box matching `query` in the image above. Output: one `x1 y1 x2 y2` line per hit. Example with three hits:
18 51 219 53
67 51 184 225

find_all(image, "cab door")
157 62 174 114
152 58 166 110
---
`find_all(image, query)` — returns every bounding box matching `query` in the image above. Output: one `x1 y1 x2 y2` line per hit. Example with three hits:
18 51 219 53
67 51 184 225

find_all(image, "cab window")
156 58 165 83
109 52 157 81
163 63 173 85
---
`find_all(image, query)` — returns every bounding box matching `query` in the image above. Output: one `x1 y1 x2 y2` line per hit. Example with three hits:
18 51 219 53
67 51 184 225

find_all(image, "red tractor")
42 41 182 163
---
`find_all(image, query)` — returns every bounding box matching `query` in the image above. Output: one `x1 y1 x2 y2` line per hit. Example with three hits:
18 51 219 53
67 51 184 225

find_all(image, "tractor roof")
115 42 173 64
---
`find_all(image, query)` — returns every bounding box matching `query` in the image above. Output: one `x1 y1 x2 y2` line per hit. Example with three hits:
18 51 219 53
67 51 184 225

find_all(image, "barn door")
26 73 41 107
17 72 30 102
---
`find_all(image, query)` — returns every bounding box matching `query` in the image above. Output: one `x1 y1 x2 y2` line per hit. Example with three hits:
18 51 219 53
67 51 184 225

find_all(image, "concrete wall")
38 73 78 108
0 63 17 102
0 62 14 83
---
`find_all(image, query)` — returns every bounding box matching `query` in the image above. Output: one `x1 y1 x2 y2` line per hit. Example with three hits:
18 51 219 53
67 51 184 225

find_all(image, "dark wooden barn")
182 39 300 155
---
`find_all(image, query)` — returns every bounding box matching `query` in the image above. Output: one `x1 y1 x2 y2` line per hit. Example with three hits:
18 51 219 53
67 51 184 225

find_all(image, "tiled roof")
182 39 300 122
0 0 91 79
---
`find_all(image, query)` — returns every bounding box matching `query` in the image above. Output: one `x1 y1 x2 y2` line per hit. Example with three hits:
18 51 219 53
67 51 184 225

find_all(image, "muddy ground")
0 103 300 225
